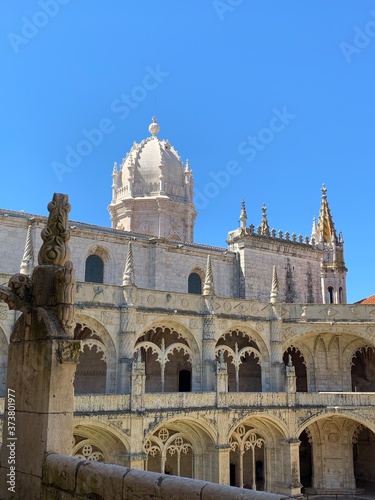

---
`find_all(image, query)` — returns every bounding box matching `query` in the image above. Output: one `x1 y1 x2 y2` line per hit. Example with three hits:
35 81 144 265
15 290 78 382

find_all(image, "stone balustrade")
70 391 375 414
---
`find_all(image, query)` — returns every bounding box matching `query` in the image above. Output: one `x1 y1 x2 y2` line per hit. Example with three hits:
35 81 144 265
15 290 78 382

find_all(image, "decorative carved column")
0 193 81 500
270 316 284 392
202 312 216 391
131 350 145 411
216 349 228 408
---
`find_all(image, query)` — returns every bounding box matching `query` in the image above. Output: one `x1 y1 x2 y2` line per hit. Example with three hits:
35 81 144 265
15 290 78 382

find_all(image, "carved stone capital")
56 340 81 364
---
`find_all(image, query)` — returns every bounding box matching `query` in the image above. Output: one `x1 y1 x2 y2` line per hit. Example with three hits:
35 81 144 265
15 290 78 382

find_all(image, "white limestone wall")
235 240 323 303
0 212 237 298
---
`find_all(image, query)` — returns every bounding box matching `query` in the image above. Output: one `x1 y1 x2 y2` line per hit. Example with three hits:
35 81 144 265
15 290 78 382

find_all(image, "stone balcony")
71 391 375 414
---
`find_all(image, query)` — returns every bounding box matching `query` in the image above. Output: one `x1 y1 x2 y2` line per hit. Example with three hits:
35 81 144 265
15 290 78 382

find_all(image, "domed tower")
108 118 196 242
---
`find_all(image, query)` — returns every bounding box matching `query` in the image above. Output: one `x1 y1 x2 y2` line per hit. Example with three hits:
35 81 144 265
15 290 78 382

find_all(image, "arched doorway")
300 416 375 493
353 425 375 490
299 429 312 490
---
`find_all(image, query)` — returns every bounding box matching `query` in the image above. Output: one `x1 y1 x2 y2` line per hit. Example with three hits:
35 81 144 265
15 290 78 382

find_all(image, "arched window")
85 255 104 283
339 287 343 304
188 272 202 294
328 286 334 304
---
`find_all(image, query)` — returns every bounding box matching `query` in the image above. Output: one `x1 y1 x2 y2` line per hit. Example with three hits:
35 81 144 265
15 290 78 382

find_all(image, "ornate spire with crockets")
123 242 135 286
239 199 247 229
270 265 279 304
317 184 337 244
203 255 215 296
20 220 35 276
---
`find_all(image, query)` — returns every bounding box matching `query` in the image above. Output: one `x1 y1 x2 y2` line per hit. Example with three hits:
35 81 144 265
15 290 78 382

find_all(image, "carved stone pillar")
209 445 231 485
270 318 284 392
202 313 216 392
0 193 81 500
216 350 228 408
131 351 146 411
283 438 302 497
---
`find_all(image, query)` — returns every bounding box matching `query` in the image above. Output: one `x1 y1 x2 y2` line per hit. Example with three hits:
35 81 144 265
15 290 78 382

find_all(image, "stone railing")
72 391 375 414
74 282 375 322
42 453 286 500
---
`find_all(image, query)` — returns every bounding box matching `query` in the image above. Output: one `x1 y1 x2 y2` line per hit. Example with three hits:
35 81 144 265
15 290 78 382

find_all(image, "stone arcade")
0 118 374 496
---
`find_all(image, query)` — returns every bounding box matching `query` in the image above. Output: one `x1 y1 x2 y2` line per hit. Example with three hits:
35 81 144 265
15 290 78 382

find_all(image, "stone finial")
203 255 215 296
123 242 135 286
38 193 71 266
20 220 35 276
149 116 160 136
260 204 270 237
270 265 279 304
239 199 247 229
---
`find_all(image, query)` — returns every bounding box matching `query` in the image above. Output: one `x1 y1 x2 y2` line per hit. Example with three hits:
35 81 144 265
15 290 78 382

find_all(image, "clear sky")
1 1 374 303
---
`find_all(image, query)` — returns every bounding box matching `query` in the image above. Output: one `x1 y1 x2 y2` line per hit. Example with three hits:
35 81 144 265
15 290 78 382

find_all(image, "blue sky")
1 1 375 302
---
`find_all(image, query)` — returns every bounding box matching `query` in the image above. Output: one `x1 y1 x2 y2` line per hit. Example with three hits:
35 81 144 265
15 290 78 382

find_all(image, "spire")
203 255 215 296
270 265 279 304
111 162 118 202
260 204 270 237
20 220 35 276
317 184 337 244
122 242 135 286
239 199 247 229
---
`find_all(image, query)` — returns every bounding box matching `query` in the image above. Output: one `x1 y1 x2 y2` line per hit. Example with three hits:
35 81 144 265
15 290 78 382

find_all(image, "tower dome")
108 118 196 242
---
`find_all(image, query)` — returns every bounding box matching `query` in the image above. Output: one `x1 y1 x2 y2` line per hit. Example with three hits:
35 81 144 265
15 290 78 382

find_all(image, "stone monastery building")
0 118 375 496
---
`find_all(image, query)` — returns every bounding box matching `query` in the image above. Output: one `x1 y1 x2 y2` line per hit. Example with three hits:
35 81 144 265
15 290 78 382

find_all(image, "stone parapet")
42 453 287 500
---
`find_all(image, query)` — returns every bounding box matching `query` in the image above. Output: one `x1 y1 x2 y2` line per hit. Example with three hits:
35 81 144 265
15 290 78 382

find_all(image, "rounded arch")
134 321 200 393
73 420 129 466
297 411 375 437
228 414 288 491
74 313 117 394
144 417 217 480
297 413 375 493
218 324 270 361
215 326 269 392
